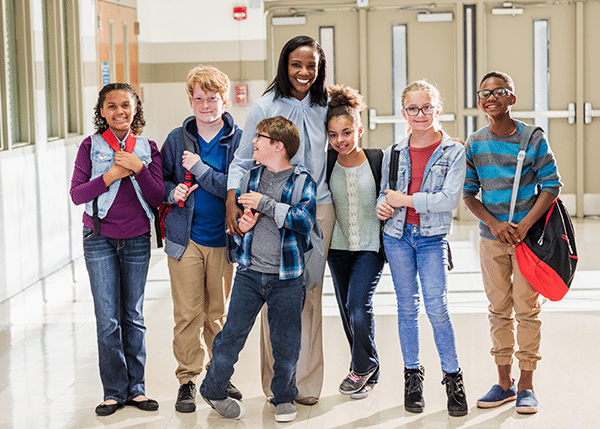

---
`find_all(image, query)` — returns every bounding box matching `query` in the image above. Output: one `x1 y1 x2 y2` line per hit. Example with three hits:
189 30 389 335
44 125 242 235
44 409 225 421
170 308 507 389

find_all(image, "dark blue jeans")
200 266 305 405
83 227 151 403
327 249 384 379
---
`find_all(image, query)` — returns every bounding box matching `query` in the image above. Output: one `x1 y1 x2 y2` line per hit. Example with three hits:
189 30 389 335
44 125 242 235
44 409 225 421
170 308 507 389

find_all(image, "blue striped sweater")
463 120 562 239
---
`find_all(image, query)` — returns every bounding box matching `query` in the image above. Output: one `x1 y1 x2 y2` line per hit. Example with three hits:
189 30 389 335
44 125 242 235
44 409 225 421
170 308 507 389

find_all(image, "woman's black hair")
93 83 146 135
263 35 328 107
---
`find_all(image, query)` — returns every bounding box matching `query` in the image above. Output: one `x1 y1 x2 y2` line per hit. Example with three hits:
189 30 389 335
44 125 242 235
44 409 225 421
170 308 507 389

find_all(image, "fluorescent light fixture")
272 16 307 26
417 12 453 22
491 7 524 15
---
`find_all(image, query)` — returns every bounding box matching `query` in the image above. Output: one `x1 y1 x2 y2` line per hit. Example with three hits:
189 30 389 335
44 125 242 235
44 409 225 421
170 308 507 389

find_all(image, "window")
2 0 34 149
319 26 335 87
42 0 83 140
533 19 549 132
392 24 408 141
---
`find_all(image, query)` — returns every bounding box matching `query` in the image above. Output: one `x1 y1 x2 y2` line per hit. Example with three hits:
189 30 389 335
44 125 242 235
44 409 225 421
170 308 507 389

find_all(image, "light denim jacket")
377 131 466 239
85 133 154 220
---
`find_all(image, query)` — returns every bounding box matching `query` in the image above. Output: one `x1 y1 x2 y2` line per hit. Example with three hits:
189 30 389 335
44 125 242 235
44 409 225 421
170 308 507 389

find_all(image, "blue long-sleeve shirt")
227 91 331 204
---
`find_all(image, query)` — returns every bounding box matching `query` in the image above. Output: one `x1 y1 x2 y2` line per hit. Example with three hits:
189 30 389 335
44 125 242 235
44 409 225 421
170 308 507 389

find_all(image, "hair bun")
327 84 365 112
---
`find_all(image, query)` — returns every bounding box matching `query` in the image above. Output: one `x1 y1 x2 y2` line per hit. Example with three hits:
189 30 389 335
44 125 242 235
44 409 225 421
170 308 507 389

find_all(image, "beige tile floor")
0 219 599 428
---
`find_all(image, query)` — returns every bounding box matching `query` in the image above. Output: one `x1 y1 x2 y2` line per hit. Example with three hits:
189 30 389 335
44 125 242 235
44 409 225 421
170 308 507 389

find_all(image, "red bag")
516 198 578 301
157 203 173 240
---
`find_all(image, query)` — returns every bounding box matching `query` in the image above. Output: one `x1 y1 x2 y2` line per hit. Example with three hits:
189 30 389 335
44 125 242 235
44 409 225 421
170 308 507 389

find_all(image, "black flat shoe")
125 398 159 411
95 402 123 416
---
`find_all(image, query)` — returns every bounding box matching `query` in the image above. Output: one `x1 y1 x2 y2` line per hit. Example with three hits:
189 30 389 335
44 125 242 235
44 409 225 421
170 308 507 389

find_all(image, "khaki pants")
260 203 335 399
168 240 234 384
479 237 541 371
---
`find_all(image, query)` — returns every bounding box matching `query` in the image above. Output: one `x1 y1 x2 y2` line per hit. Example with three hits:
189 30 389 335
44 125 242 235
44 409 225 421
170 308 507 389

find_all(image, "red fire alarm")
235 84 249 106
233 7 247 20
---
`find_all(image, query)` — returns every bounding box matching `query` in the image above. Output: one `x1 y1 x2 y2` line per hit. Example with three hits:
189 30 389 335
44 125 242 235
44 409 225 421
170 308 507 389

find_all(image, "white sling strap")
508 125 542 224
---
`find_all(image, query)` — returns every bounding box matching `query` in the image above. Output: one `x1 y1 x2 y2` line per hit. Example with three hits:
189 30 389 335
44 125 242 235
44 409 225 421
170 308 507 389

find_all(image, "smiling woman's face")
287 45 319 101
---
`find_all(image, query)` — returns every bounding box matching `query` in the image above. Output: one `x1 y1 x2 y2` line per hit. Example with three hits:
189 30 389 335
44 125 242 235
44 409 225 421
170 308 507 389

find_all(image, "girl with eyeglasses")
376 80 468 417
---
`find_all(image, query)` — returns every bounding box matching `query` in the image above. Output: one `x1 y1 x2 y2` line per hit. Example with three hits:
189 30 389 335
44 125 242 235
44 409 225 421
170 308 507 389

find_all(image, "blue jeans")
200 266 305 405
327 249 384 379
82 227 151 402
383 225 459 373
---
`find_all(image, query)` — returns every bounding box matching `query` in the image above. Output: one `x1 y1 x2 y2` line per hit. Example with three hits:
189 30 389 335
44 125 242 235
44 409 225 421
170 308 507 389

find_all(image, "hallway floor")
0 220 599 428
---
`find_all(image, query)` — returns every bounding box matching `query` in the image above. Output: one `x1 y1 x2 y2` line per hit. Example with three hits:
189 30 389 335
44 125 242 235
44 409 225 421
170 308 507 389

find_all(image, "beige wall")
265 0 600 217
138 39 268 146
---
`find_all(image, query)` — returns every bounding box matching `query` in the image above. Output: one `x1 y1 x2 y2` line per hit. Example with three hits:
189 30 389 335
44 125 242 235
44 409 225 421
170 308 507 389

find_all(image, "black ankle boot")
404 366 425 413
442 369 468 417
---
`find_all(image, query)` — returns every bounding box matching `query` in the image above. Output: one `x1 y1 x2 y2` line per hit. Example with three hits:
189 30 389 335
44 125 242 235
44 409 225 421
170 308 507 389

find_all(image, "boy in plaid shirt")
200 116 317 423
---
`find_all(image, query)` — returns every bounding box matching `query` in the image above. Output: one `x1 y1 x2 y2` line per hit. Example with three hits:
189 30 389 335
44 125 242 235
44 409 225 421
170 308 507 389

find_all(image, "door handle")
511 103 576 125
585 103 600 125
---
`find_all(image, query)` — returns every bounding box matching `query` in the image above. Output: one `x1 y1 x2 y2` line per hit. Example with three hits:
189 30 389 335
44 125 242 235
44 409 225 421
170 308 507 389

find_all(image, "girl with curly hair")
70 83 164 416
325 85 385 400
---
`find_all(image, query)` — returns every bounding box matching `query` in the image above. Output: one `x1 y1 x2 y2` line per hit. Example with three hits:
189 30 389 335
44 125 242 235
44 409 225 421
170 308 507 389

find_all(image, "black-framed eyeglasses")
255 133 274 141
476 87 514 100
404 105 436 116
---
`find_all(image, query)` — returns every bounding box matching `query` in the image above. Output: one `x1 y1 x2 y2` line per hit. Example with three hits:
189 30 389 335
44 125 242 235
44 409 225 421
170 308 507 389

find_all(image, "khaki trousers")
260 203 335 399
479 237 541 371
168 240 234 384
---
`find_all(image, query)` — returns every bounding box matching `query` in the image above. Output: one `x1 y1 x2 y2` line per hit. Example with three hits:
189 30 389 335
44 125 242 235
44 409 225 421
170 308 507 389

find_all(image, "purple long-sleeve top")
70 136 165 239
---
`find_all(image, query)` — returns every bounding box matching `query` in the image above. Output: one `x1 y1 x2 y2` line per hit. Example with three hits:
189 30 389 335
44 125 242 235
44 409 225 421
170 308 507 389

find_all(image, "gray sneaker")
339 367 377 395
202 395 245 419
275 402 297 422
350 382 374 400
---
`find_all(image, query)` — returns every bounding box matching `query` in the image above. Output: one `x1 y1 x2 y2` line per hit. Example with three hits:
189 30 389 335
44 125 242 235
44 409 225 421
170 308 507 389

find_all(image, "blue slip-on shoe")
476 381 517 408
516 390 538 414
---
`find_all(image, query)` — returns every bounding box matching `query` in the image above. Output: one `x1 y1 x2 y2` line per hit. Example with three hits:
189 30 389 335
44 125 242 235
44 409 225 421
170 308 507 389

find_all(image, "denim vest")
379 131 466 239
85 133 154 221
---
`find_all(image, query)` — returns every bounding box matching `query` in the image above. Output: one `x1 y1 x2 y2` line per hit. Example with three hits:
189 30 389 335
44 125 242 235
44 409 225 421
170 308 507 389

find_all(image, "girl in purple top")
70 83 164 416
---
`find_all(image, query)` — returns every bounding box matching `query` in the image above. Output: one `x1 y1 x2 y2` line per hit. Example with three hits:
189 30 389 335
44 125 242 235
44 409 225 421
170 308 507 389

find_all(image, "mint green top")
329 160 380 252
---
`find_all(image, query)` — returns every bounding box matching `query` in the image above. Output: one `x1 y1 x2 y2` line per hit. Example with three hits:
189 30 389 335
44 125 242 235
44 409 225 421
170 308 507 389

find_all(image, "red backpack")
509 126 578 301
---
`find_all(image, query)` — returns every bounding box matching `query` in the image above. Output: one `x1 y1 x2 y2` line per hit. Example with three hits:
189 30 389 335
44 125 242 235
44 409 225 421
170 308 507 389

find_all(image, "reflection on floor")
0 220 599 428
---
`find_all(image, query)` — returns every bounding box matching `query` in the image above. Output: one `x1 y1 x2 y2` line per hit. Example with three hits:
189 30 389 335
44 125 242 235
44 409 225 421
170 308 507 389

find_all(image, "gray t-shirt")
249 166 295 273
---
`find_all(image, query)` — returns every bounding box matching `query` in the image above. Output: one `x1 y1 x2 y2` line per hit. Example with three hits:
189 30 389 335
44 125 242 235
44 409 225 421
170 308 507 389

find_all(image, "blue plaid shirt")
235 164 317 280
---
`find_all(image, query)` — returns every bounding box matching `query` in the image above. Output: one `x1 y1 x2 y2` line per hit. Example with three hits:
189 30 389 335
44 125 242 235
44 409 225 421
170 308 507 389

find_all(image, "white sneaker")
275 402 297 422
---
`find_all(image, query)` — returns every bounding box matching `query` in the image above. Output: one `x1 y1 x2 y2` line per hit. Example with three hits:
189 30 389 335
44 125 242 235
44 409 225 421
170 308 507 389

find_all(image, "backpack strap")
238 169 253 202
508 125 543 223
291 172 308 206
326 149 337 185
364 148 383 196
183 125 197 153
388 143 400 191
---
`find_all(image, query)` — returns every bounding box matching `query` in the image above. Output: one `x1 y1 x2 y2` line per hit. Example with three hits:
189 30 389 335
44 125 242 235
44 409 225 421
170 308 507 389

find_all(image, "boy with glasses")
463 71 562 414
161 66 242 413
200 116 317 423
